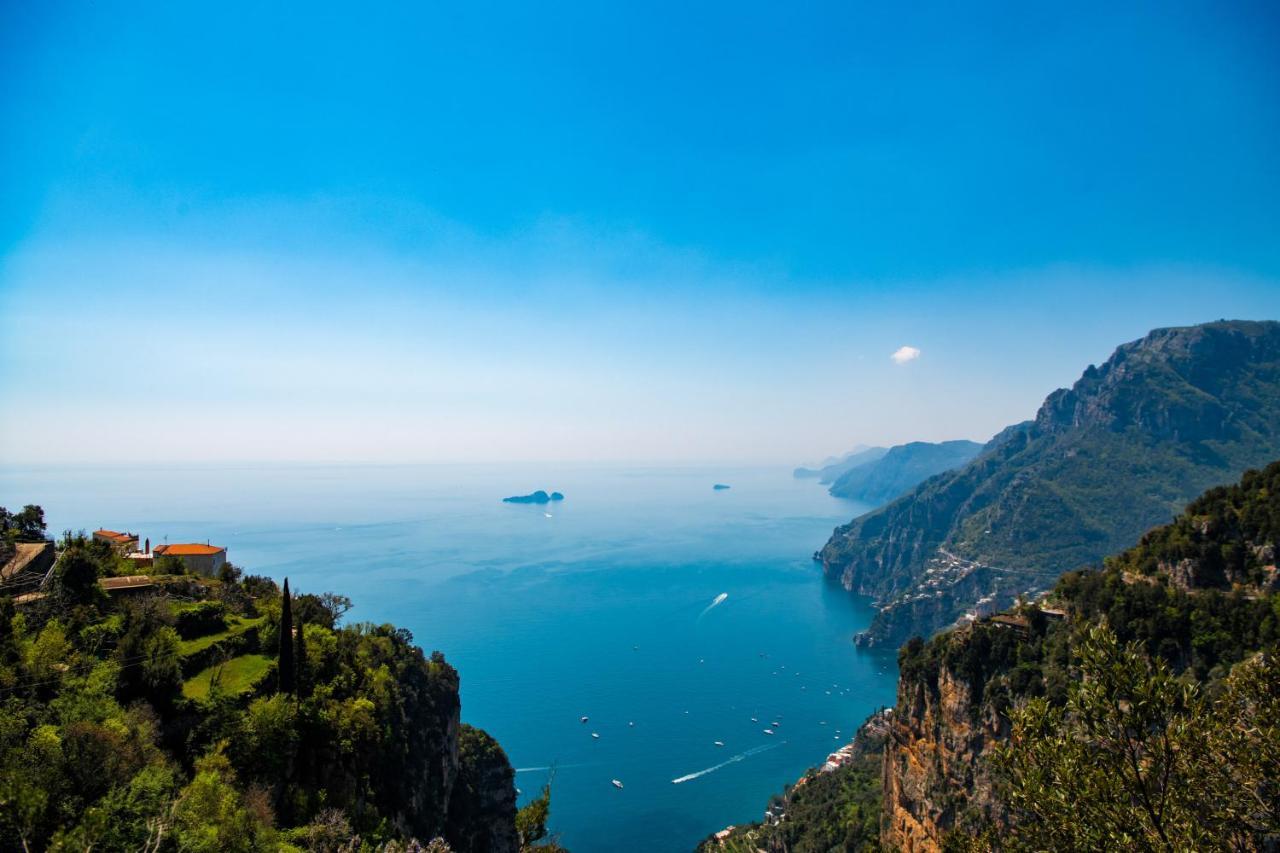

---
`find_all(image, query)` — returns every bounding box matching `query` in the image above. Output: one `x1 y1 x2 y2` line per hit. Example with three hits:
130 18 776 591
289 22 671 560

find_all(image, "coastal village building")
93 529 140 554
153 543 227 576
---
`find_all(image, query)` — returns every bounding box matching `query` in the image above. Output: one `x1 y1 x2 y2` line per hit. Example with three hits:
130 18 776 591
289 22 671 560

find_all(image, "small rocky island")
503 490 565 504
713 484 731 490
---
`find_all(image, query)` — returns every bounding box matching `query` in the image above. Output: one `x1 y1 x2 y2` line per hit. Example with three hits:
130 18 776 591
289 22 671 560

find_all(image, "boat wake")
671 741 781 784
697 592 729 619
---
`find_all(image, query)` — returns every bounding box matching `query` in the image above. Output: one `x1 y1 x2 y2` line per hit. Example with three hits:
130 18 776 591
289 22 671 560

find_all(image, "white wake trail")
698 592 729 619
671 741 781 784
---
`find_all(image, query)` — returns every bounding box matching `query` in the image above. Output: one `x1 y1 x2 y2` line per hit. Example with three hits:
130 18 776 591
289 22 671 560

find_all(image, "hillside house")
93 529 140 554
153 542 226 576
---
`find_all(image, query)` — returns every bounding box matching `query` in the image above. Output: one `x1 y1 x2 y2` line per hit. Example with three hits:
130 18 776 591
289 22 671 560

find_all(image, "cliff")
879 458 1280 850
820 320 1280 646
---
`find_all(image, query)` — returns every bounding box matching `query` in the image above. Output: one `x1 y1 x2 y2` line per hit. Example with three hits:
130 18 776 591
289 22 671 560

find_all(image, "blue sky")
2 1 1278 463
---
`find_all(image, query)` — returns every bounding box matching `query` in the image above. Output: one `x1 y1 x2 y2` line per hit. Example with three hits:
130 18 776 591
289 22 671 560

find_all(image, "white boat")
628 721 635 727
714 740 725 747
771 721 780 727
580 716 589 723
591 732 600 739
611 779 624 789
763 729 775 735
750 717 758 722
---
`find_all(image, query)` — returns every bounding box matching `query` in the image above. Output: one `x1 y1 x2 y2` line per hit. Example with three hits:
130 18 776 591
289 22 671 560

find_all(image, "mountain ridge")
828 439 984 505
820 319 1280 646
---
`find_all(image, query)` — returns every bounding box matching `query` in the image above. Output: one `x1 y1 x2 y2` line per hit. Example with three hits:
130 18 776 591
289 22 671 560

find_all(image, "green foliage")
174 600 230 639
278 578 295 696
887 462 1280 851
0 545 520 852
1107 458 1280 588
705 714 892 853
294 591 352 630
183 654 273 701
994 625 1280 850
515 783 551 848
153 553 189 575
52 545 107 608
173 748 278 852
1 504 48 543
177 614 265 657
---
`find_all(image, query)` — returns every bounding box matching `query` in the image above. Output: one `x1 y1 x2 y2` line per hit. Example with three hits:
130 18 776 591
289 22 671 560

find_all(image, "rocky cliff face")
821 320 1280 646
882 631 1008 851
446 725 520 853
878 457 1280 850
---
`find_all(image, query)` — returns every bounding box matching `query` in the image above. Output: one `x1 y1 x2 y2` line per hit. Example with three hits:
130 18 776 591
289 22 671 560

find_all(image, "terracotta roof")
94 529 136 542
154 543 225 556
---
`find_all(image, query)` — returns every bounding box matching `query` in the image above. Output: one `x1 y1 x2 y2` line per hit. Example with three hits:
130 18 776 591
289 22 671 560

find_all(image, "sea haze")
0 463 898 852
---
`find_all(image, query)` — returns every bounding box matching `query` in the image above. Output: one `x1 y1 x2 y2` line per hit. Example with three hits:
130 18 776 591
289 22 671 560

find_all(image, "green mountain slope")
883 458 1280 849
819 320 1280 646
729 460 1280 852
828 440 984 505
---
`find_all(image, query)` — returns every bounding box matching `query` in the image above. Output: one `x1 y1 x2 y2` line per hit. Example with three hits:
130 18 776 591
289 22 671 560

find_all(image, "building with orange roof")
153 542 227 576
93 529 140 554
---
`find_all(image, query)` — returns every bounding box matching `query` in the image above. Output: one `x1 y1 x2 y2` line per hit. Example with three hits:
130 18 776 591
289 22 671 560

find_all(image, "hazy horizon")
3 2 1279 465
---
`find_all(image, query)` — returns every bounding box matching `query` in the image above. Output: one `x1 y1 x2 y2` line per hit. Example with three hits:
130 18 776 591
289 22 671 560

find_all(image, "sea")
0 463 898 852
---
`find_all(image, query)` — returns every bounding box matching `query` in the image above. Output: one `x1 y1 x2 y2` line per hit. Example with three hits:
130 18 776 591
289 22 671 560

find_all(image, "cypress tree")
278 577 295 695
294 608 308 698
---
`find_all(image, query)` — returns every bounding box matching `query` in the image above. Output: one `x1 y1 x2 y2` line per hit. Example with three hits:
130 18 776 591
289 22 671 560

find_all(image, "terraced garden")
182 652 273 701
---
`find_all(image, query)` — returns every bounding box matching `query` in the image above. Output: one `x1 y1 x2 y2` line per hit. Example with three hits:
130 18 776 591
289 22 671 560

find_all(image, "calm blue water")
0 463 898 852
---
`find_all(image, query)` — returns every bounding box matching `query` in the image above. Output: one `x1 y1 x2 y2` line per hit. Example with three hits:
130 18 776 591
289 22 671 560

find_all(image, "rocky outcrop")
502 490 563 504
446 725 520 853
882 633 1008 851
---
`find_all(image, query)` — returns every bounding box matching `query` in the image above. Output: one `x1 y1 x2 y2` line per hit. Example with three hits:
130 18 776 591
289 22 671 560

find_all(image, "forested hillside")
720 459 1280 852
0 517 560 852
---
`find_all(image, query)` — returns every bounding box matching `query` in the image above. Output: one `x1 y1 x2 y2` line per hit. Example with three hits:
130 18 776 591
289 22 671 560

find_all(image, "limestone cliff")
881 627 1010 851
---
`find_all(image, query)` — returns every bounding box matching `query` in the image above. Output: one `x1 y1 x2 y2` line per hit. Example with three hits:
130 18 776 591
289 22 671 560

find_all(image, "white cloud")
891 345 921 364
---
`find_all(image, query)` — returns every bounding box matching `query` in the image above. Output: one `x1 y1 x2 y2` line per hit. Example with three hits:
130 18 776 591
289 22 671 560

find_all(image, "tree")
52 548 105 608
293 610 308 698
993 624 1280 851
516 776 553 849
294 592 351 631
115 597 182 707
172 749 276 853
277 579 294 696
12 505 46 542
